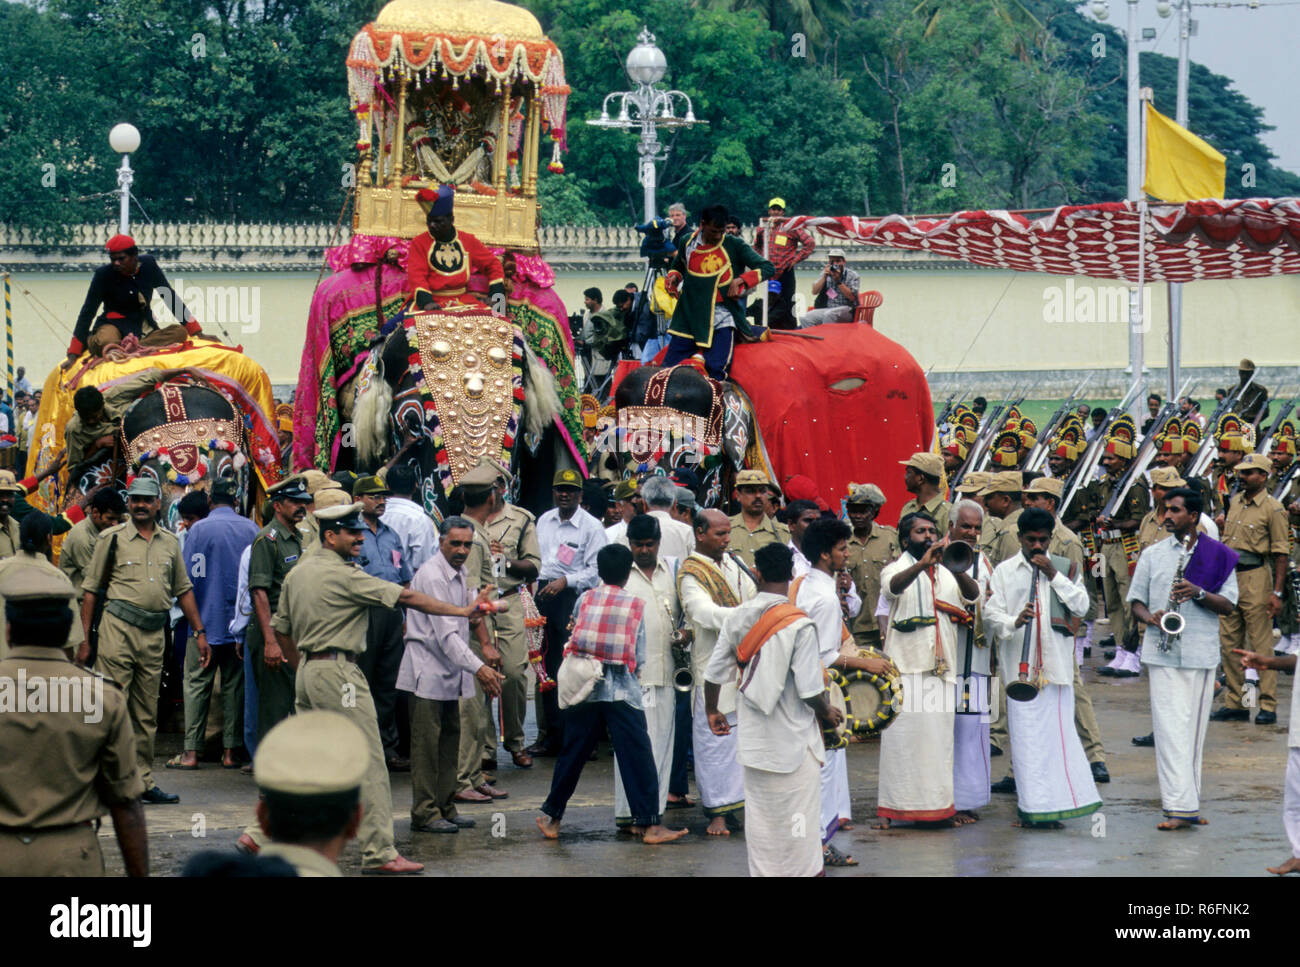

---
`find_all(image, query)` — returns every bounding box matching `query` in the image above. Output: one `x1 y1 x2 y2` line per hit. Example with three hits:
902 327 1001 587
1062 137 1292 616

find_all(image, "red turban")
106 234 136 253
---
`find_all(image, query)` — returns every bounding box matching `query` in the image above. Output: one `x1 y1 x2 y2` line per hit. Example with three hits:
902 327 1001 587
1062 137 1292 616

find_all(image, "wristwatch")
1194 588 1206 602
1272 590 1284 599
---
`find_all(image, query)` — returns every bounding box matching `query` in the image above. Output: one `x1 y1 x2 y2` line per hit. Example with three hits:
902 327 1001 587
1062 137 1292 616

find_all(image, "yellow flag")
1143 102 1226 202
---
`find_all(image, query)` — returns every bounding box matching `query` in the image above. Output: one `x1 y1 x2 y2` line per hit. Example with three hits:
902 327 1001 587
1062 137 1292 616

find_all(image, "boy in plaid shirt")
536 544 688 845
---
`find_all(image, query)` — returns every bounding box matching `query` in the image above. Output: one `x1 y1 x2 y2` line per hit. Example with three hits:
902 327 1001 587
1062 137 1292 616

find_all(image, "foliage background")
1 0 1296 238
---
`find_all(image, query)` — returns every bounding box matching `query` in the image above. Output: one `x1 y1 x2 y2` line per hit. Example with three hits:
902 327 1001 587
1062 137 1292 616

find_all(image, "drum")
839 648 902 737
822 671 853 750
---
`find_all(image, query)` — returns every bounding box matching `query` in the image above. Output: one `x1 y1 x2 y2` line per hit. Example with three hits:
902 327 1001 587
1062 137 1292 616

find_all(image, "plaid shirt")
753 219 816 274
567 584 646 673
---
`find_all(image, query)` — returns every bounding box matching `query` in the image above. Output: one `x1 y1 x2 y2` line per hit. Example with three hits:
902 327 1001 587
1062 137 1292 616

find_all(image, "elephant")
611 324 935 520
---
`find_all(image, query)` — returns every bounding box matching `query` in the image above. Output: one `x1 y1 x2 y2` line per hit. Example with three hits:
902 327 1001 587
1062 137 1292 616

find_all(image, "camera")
635 216 677 267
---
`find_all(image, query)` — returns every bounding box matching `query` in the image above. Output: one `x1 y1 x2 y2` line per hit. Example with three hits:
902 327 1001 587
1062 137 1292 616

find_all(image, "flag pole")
3 273 12 400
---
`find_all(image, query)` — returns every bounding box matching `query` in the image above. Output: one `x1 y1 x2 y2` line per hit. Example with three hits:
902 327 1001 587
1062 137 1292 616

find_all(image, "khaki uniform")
297 514 320 554
82 522 191 792
1219 490 1290 713
846 524 898 647
272 548 404 869
977 514 1002 561
58 517 103 599
484 503 541 754
247 519 304 739
0 515 18 559
0 646 142 874
900 494 950 537
989 507 1025 567
726 513 791 569
1090 474 1149 647
458 520 497 791
63 415 118 469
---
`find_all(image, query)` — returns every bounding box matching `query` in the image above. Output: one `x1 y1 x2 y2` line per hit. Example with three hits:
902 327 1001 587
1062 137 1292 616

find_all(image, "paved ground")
109 648 1295 877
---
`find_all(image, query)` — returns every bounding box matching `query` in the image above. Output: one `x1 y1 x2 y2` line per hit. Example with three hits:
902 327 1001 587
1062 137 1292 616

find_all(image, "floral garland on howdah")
128 439 247 487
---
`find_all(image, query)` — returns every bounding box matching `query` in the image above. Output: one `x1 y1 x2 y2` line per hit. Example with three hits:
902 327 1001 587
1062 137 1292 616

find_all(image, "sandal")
823 843 858 867
666 796 695 809
165 754 198 770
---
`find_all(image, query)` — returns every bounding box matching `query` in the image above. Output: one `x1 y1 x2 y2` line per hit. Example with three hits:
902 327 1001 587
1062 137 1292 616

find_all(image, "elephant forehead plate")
411 307 517 485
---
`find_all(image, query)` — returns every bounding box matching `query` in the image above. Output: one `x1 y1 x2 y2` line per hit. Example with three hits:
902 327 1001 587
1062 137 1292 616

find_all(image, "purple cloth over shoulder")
1183 536 1238 594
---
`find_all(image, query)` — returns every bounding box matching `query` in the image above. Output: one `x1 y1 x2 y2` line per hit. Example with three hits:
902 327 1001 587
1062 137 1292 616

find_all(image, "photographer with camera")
800 249 860 328
750 198 815 330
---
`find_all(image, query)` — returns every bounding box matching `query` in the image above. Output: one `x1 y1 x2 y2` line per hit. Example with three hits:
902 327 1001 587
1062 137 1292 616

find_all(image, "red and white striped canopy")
784 198 1300 283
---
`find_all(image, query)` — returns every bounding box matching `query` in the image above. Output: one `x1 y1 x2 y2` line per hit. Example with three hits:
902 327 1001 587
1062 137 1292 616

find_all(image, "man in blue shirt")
355 475 413 771
171 479 259 769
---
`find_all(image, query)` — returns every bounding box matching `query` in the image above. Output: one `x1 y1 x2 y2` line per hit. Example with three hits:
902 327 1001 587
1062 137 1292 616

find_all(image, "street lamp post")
587 28 704 222
108 123 141 235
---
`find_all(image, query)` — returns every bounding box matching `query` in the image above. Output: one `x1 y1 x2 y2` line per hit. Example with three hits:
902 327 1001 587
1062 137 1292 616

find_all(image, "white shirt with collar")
984 552 1090 686
381 496 438 573
679 551 756 713
791 544 861 618
537 505 607 592
625 556 680 688
795 567 845 665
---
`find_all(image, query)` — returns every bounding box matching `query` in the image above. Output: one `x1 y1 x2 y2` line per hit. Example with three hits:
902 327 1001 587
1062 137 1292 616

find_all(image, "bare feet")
1157 817 1208 830
536 815 561 839
622 825 644 836
871 817 892 829
839 821 855 831
1266 856 1300 875
706 816 730 836
954 810 980 825
221 749 238 768
175 751 198 768
642 825 689 844
1012 819 1064 829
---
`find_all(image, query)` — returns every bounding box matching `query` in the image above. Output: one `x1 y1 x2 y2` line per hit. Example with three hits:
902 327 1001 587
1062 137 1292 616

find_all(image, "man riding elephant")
407 186 506 313
662 204 774 381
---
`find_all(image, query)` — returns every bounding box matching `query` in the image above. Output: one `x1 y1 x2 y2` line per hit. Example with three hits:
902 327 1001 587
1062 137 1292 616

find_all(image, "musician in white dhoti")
706 542 838 877
875 511 978 828
985 508 1100 828
678 509 756 835
1129 489 1238 830
1236 645 1300 874
793 519 894 864
787 499 863 619
946 500 993 823
616 515 681 830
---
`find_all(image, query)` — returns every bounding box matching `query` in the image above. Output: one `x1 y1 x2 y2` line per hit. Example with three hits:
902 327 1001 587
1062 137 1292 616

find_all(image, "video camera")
635 216 677 268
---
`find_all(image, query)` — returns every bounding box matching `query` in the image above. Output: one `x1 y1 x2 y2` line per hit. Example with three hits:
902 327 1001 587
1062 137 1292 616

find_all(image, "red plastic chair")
853 290 883 326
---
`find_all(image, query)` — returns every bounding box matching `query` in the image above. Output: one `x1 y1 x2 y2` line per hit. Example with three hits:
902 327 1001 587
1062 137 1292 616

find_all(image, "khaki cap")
735 469 772 488
979 471 1023 495
1238 452 1272 473
1024 476 1063 498
481 456 512 485
899 452 944 478
352 475 390 497
315 501 364 529
845 482 886 506
299 469 342 496
552 468 583 489
312 487 353 511
125 476 161 498
1148 466 1187 488
0 470 26 495
255 711 368 796
1239 358 1256 371
613 478 639 500
458 463 498 488
0 564 75 602
954 472 990 495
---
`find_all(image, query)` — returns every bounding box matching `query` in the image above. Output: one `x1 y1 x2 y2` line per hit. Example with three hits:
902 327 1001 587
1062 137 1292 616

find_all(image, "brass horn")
941 540 974 573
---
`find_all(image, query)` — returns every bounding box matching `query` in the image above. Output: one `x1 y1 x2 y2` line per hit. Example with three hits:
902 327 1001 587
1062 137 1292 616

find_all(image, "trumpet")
941 540 974 573
1157 533 1193 651
1006 564 1040 702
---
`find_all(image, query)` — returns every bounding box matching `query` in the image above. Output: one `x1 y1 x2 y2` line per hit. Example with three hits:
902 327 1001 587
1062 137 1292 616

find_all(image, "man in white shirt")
380 465 439 573
946 500 994 823
618 514 681 828
630 475 695 562
530 468 608 756
678 508 756 835
788 498 862 618
984 507 1100 828
706 542 838 876
604 478 645 545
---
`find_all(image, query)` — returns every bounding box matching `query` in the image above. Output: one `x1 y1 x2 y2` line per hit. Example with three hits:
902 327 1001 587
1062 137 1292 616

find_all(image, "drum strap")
737 603 807 665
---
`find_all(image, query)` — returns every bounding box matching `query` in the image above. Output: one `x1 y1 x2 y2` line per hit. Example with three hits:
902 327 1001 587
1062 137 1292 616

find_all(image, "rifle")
951 381 1019 486
972 382 1029 472
1025 372 1092 472
1273 461 1300 502
85 533 119 668
1105 398 1181 517
1059 379 1143 520
1187 371 1259 481
1254 385 1297 456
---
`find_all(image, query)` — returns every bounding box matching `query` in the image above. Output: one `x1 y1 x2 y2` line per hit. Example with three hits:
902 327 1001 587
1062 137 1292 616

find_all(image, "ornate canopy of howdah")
347 0 570 250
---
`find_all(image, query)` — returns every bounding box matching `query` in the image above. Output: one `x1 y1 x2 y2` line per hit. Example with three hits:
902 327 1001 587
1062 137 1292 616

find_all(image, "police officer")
483 458 542 767
728 469 791 569
843 483 898 649
0 469 24 558
1212 452 1290 725
77 476 203 805
264 501 499 874
251 711 370 877
0 566 147 875
899 452 951 536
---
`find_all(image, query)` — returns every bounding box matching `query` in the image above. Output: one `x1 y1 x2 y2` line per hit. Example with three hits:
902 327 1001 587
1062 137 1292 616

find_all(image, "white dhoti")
615 684 675 826
744 750 822 877
877 673 955 821
1286 749 1300 858
693 686 744 818
1148 665 1214 820
1007 683 1101 823
820 746 851 842
953 674 991 812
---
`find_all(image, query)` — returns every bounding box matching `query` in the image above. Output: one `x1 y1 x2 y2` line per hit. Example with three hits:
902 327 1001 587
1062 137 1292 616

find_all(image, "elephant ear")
354 351 393 468
721 386 752 471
